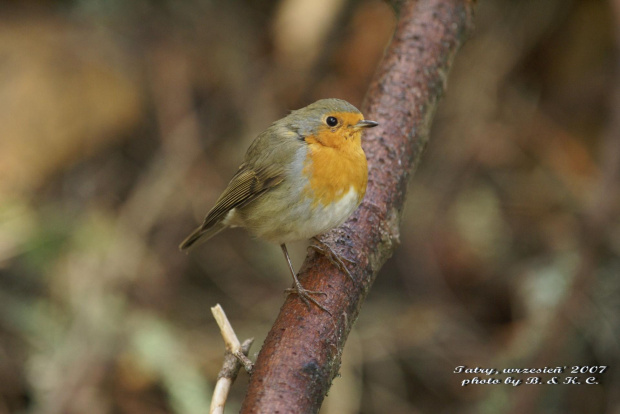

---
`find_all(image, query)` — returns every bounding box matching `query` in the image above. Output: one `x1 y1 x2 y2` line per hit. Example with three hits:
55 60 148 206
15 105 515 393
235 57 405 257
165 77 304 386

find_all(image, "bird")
180 98 378 312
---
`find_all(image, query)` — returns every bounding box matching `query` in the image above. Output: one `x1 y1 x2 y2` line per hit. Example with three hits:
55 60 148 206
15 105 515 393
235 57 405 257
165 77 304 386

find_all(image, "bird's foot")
309 237 356 283
285 284 330 315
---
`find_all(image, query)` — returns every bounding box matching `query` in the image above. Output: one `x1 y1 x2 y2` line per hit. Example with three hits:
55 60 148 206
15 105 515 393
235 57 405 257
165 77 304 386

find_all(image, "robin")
180 98 378 312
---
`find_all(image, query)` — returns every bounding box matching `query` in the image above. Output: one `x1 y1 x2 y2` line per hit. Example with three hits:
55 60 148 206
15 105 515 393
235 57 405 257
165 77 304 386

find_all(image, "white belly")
226 186 362 244
288 186 361 241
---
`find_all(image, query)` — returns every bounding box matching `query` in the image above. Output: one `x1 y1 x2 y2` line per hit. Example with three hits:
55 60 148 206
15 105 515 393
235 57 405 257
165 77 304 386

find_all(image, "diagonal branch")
240 0 477 412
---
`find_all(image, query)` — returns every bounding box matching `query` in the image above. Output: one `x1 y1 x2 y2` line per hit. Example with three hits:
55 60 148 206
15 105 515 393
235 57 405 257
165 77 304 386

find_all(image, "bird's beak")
354 120 379 129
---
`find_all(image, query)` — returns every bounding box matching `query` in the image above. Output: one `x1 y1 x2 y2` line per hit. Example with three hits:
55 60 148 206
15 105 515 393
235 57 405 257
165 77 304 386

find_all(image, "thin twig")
211 304 241 352
210 305 254 414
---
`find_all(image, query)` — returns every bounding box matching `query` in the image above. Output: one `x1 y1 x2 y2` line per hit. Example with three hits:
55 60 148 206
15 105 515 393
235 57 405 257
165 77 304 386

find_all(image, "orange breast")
302 136 368 208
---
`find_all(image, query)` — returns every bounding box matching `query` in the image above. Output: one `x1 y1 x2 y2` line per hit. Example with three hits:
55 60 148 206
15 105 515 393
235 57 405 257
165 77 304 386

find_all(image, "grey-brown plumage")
179 98 378 313
179 165 284 250
179 98 363 251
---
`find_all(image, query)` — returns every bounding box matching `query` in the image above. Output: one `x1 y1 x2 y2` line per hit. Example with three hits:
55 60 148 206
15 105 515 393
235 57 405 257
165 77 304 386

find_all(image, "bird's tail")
179 221 227 252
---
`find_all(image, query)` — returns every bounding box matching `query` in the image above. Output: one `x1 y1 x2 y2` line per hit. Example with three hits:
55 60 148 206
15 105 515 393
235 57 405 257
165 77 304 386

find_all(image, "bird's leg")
280 244 330 314
309 237 356 284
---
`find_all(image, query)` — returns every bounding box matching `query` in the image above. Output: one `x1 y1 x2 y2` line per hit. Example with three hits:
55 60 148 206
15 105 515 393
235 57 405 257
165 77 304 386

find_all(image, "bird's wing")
205 164 284 227
179 163 284 250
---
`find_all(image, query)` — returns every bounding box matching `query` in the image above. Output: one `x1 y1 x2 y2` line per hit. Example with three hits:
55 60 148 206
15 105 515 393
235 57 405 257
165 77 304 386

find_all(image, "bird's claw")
285 286 331 315
309 238 356 283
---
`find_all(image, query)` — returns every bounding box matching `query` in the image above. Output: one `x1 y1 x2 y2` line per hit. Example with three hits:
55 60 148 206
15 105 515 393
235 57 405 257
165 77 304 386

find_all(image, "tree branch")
240 0 477 412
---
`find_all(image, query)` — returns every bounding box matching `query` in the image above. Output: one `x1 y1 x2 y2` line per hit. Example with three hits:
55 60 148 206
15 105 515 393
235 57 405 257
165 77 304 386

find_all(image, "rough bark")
240 0 477 412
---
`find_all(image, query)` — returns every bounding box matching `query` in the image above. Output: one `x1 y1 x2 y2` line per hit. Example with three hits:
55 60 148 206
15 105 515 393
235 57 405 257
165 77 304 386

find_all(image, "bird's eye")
326 116 338 127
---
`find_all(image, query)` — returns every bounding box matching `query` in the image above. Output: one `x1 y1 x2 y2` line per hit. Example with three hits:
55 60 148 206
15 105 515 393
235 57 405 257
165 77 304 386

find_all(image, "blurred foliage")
0 0 619 413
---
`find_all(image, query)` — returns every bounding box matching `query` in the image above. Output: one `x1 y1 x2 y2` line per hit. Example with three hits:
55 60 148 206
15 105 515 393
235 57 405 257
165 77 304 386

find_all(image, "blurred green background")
1 0 619 413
